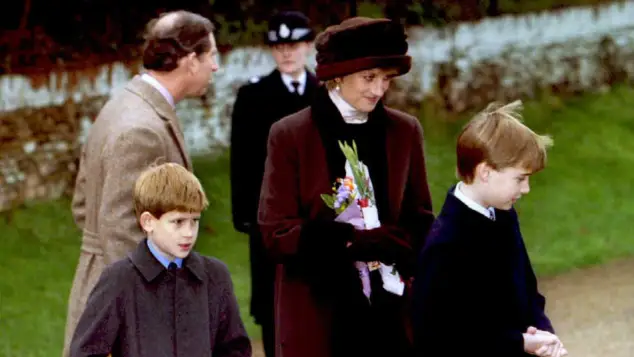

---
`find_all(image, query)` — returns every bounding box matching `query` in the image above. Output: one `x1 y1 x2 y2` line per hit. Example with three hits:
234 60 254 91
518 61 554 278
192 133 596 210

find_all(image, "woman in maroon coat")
258 17 435 357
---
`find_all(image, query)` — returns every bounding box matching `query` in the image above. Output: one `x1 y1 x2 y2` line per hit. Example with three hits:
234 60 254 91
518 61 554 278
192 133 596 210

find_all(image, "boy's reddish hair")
133 162 209 220
456 100 553 183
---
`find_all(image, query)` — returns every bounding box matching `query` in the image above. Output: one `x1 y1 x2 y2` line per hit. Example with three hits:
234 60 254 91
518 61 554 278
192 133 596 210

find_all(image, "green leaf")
320 193 336 209
337 139 373 200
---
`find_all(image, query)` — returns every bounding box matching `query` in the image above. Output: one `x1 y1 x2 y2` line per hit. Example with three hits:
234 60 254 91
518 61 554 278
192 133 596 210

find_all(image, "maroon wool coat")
257 89 435 357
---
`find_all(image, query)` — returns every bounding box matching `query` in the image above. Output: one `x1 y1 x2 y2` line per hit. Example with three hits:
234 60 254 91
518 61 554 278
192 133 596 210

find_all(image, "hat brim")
316 55 411 81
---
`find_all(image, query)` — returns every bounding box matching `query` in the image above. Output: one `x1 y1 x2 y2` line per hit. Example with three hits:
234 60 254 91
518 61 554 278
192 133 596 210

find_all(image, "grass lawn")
2 85 634 356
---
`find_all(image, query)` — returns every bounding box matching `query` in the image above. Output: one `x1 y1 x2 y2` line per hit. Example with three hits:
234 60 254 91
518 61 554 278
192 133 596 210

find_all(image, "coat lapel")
165 117 193 171
125 76 193 170
309 87 349 184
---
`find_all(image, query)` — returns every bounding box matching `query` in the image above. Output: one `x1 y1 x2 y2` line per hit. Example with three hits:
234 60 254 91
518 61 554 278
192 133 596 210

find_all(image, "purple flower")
333 184 351 209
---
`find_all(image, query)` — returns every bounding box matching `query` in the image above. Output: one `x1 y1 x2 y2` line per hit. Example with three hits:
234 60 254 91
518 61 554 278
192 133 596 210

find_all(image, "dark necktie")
291 81 301 96
168 262 178 271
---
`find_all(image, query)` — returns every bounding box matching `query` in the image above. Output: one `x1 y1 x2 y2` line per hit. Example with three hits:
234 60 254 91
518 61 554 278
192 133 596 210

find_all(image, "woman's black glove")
295 220 357 300
347 226 416 278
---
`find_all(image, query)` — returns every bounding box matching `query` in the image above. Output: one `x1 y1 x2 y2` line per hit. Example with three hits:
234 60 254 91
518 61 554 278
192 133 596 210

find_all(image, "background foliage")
0 0 619 74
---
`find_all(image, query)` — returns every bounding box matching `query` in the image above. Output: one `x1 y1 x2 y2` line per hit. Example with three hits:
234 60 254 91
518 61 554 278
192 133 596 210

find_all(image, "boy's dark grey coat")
69 240 252 357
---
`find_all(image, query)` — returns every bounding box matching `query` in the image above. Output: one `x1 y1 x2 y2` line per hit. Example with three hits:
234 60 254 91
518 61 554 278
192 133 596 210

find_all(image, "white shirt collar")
280 70 307 95
453 182 496 220
140 73 175 108
327 88 369 124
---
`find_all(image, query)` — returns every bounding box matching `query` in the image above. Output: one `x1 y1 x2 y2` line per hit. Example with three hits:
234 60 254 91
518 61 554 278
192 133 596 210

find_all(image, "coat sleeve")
510 209 555 333
71 147 88 231
229 86 254 234
69 264 123 357
399 120 435 253
526 260 554 333
257 120 354 263
100 126 166 264
412 238 526 356
213 263 252 357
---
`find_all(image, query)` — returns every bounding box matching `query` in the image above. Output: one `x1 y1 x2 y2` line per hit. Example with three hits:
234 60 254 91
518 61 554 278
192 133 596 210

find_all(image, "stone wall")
1 1 634 211
0 98 106 211
400 1 634 112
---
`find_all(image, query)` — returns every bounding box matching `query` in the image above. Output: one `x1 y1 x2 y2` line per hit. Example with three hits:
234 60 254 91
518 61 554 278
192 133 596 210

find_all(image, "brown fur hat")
315 17 411 81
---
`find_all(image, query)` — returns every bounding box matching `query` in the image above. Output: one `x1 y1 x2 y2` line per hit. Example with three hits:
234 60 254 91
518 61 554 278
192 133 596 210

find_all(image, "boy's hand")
523 332 559 356
526 326 569 357
535 341 568 357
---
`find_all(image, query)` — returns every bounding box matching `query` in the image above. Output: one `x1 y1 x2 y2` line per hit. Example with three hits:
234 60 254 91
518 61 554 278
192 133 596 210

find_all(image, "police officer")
229 10 318 357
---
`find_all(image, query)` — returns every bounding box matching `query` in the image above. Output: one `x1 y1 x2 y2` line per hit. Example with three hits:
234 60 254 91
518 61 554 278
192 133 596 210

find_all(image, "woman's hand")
348 226 415 277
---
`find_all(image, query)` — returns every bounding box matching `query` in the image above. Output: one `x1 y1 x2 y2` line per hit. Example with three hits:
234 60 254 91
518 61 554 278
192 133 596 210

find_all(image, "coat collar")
267 68 319 98
140 73 175 108
124 75 193 170
440 185 499 226
128 238 205 282
280 70 307 94
310 85 389 139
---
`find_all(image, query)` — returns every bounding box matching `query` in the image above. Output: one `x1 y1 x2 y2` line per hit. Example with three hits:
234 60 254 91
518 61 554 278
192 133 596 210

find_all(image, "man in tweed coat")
62 10 219 356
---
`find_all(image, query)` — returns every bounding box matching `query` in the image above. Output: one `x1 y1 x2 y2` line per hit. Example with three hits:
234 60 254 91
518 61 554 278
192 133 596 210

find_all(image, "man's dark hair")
142 11 215 72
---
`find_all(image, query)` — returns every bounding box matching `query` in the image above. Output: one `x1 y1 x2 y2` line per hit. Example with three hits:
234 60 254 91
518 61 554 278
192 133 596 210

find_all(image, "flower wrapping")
321 141 404 300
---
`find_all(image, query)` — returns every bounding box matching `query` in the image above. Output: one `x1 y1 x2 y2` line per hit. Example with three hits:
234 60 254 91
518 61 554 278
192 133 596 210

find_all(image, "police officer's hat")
266 11 315 45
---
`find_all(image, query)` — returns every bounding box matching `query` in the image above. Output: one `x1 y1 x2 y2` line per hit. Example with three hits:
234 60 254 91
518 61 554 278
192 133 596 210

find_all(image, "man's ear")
186 52 198 74
177 52 197 74
139 211 156 233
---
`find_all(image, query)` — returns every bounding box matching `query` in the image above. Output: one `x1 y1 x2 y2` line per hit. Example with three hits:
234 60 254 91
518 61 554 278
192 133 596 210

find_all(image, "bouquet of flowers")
321 140 404 300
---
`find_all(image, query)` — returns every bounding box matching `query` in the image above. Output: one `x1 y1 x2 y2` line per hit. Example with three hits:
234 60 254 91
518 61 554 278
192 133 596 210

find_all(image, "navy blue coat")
412 186 553 356
229 69 319 326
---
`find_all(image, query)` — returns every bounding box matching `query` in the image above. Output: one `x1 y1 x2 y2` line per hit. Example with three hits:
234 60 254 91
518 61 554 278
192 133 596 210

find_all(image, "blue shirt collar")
147 239 183 268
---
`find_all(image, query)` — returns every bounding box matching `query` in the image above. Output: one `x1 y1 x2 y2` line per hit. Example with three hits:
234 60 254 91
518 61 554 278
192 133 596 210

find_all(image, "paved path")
540 258 634 357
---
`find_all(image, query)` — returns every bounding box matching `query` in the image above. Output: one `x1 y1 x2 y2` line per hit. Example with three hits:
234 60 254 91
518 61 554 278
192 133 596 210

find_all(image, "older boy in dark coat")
412 101 568 357
69 163 251 357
